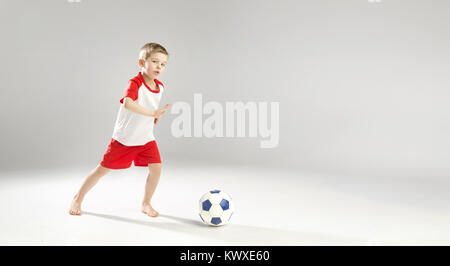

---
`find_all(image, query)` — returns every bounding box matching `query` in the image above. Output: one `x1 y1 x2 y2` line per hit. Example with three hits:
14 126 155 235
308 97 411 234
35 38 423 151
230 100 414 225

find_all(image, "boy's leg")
69 164 111 215
142 163 162 217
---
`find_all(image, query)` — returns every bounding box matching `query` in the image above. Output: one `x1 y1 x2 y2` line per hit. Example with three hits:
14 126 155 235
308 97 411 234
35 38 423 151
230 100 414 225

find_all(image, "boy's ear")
138 59 144 68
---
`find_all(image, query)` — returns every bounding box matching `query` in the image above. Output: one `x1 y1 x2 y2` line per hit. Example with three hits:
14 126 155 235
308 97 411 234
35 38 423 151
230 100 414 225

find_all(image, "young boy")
69 43 170 218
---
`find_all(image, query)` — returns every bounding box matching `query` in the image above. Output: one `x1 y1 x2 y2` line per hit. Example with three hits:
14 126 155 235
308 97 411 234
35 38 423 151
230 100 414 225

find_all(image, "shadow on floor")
83 211 368 245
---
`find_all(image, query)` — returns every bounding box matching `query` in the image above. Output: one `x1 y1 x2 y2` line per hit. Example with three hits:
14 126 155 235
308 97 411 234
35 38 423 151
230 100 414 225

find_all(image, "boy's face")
139 52 168 80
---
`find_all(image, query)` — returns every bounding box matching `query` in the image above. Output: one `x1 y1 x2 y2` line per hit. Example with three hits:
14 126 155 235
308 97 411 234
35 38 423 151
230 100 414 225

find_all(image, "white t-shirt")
112 72 164 146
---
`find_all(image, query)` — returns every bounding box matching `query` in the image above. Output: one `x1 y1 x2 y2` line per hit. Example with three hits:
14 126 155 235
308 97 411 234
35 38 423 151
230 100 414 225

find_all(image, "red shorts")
100 138 161 169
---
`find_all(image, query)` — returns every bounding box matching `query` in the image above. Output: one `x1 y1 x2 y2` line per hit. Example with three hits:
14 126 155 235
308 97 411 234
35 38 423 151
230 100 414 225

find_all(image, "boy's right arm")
124 97 170 118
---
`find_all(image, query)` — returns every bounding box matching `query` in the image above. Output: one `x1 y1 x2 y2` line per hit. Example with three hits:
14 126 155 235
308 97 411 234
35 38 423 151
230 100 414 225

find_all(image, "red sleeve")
119 80 139 104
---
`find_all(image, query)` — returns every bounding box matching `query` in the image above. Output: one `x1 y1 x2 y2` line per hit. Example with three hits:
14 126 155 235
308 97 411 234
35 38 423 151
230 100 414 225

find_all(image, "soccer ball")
199 189 234 226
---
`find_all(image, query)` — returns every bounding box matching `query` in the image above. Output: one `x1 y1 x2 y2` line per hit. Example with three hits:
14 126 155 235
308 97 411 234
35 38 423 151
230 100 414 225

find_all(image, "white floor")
1 161 450 246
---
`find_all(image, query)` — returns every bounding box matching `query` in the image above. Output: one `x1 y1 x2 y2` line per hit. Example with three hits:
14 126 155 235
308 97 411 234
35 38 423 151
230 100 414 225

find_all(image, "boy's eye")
152 60 166 67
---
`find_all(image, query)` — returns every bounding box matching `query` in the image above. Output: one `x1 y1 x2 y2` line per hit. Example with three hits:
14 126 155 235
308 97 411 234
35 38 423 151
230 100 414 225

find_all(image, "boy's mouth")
154 71 160 75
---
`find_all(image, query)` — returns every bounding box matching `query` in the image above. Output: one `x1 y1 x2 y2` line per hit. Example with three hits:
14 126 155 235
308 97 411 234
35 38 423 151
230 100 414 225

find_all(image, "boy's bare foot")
142 204 159 217
69 198 82 216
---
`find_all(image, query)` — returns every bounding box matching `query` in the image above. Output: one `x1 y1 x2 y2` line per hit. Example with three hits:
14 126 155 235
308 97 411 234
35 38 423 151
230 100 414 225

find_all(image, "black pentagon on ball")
210 190 221 194
202 200 212 211
219 199 229 210
211 217 222 225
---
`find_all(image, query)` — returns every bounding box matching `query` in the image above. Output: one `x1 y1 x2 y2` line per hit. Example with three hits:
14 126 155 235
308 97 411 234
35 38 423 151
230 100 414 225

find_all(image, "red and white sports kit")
100 72 164 169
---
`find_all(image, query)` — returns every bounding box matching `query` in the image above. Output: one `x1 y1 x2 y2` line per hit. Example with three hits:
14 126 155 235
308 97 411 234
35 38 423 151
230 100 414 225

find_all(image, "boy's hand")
153 104 170 119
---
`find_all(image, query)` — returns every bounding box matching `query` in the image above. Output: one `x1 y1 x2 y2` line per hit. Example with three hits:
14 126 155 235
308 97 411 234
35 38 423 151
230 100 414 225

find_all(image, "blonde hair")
139 42 169 61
